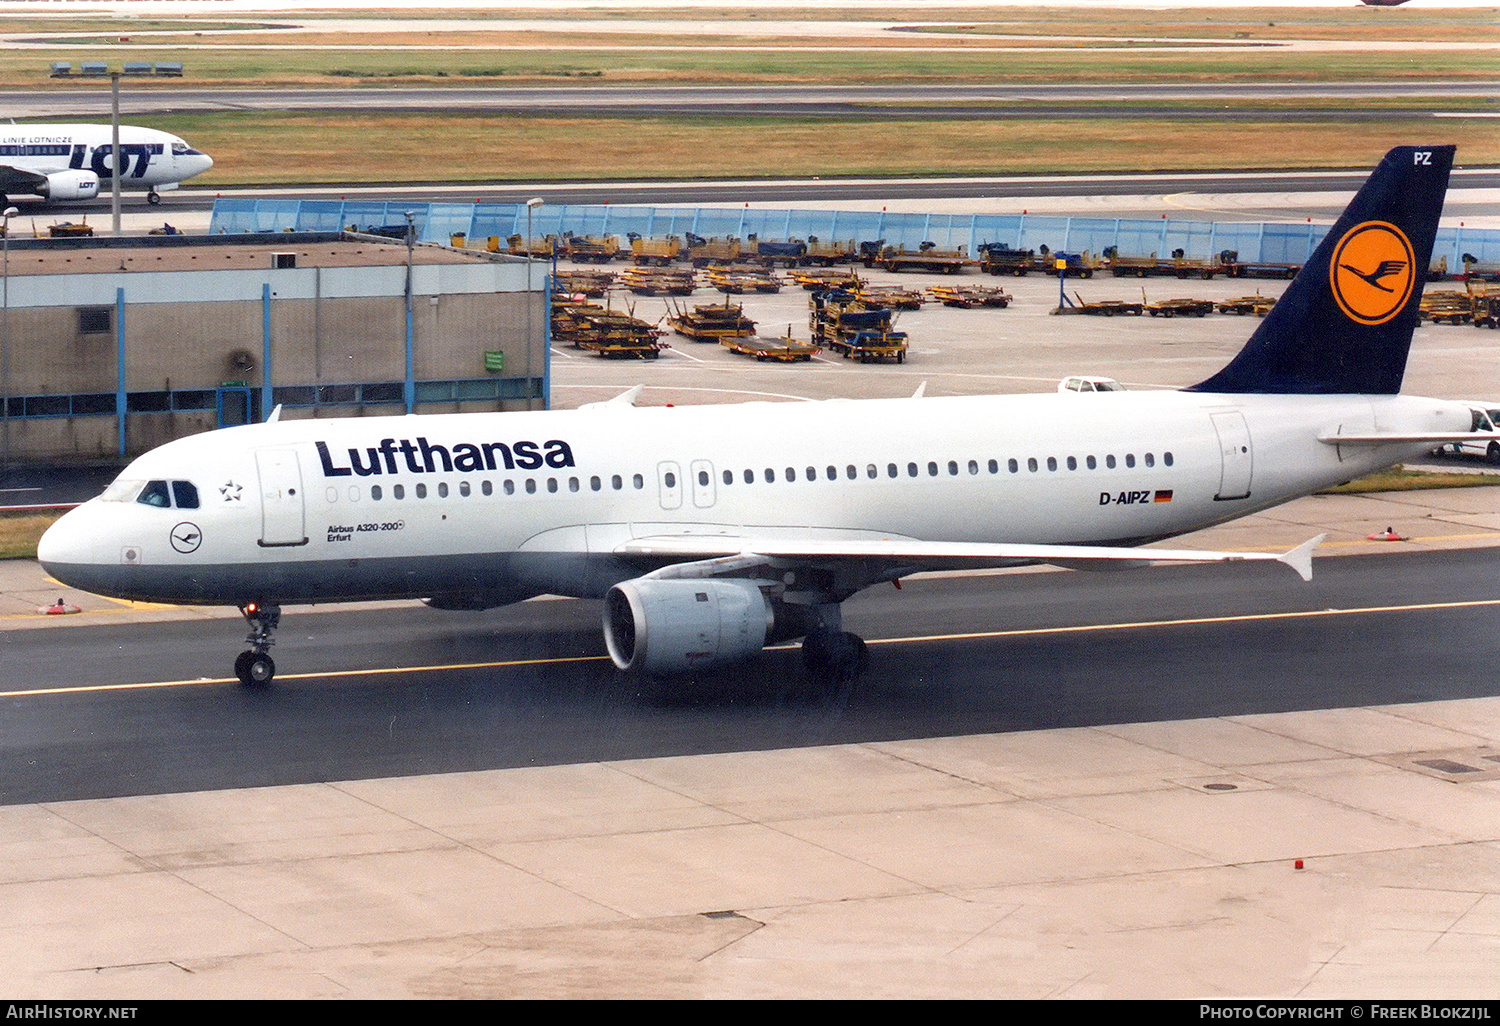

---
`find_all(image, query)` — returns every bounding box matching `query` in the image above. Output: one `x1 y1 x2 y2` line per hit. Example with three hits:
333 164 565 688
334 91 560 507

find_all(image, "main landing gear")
801 630 868 684
795 602 868 684
235 602 280 685
146 190 161 206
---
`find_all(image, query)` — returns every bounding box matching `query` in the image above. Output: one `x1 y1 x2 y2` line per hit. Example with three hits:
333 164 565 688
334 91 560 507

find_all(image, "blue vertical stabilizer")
1189 145 1454 395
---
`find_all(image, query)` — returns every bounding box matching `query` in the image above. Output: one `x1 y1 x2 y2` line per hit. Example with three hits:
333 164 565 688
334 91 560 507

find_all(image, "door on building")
255 448 307 546
217 387 256 429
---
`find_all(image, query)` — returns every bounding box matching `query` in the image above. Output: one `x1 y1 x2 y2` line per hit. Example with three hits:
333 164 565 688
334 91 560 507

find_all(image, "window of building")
77 306 112 334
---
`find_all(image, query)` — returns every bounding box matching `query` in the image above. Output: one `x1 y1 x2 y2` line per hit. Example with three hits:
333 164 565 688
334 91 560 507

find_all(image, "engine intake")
603 578 772 674
40 170 101 202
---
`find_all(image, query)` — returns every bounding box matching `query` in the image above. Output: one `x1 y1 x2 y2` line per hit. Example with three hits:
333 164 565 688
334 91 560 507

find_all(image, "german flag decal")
1329 220 1416 326
1153 490 1174 503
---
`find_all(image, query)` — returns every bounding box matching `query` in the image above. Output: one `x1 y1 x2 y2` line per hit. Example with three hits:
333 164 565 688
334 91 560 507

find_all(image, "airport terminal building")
0 232 548 464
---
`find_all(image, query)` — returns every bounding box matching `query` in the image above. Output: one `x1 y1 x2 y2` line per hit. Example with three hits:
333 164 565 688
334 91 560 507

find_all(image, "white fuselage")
36 389 1474 607
0 124 213 195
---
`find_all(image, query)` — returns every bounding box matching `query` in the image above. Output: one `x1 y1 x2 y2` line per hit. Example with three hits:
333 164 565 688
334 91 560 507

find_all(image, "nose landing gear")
146 190 161 206
235 602 281 685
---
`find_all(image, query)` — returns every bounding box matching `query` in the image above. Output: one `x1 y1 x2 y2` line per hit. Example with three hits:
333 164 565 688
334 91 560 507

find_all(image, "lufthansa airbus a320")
39 146 1497 685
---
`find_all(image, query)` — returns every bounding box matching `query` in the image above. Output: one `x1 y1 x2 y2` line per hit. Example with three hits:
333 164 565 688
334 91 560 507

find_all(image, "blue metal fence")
210 198 1500 270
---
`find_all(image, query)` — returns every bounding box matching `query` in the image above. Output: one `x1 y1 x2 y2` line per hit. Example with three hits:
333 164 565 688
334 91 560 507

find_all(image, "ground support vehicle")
550 300 607 347
825 329 908 363
668 300 757 343
706 268 782 294
1104 247 1222 279
570 311 667 359
803 237 857 266
752 239 808 269
48 221 93 238
809 288 910 362
506 234 558 259
1144 297 1214 317
1420 290 1474 325
1473 294 1499 329
720 334 820 362
629 235 682 266
620 267 696 296
978 243 1038 276
685 234 743 267
791 268 862 290
1433 402 1500 463
868 243 970 275
1215 295 1277 316
1044 252 1101 278
1219 250 1301 279
554 270 616 298
928 285 1011 308
1460 256 1500 283
1074 298 1144 316
563 234 620 263
854 285 924 311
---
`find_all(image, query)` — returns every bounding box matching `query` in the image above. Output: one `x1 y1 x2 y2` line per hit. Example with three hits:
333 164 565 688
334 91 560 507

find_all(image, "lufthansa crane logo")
170 522 202 554
1330 221 1416 326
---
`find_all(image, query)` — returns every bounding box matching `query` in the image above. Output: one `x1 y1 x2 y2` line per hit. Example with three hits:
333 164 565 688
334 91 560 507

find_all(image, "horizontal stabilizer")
1318 431 1500 446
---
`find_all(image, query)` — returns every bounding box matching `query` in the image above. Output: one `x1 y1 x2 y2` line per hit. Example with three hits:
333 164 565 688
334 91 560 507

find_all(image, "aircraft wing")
0 165 47 194
618 533 1324 583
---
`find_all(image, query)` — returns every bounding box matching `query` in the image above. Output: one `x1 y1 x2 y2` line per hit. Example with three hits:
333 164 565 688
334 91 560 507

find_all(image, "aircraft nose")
37 505 100 578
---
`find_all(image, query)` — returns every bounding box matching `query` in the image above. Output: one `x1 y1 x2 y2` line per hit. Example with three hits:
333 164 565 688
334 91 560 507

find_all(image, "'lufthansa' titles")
316 437 576 477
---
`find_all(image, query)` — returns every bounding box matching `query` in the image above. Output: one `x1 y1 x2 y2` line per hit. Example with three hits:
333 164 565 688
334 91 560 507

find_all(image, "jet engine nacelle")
40 170 101 201
603 577 772 674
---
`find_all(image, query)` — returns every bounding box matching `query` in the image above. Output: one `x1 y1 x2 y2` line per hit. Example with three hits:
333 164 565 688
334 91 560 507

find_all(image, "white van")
1441 402 1500 464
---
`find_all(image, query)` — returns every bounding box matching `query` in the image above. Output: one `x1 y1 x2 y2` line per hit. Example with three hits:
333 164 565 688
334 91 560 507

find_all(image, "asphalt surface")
3 548 1497 807
9 82 1499 120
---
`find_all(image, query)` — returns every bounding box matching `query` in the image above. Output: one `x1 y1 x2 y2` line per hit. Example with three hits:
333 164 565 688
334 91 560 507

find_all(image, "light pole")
110 72 121 236
525 198 543 406
403 209 415 414
2 205 18 466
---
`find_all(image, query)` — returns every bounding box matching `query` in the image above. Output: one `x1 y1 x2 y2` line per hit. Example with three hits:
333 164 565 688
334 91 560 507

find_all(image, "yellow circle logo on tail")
1330 221 1416 326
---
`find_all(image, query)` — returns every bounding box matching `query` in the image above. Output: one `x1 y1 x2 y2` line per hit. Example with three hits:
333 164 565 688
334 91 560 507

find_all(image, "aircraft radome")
0 124 213 206
38 145 1499 685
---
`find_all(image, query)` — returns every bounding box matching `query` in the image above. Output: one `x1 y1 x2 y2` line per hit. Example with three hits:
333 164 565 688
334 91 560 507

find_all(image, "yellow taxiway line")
3 596 1497 700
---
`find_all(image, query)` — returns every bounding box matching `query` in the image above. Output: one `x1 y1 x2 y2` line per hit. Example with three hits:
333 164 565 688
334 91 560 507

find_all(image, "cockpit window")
101 478 144 502
137 480 172 508
172 481 200 509
170 142 203 156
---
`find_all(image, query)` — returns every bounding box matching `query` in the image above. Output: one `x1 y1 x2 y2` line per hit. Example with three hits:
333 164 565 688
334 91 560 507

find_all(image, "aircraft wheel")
801 631 868 685
236 651 275 686
1487 442 1500 466
146 191 161 206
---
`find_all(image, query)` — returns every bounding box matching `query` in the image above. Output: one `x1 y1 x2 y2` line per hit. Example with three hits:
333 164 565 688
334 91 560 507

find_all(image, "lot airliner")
38 145 1497 685
0 124 213 206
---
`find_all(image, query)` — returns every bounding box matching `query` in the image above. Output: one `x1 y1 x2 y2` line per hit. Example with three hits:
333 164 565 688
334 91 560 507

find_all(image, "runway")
8 81 1497 120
